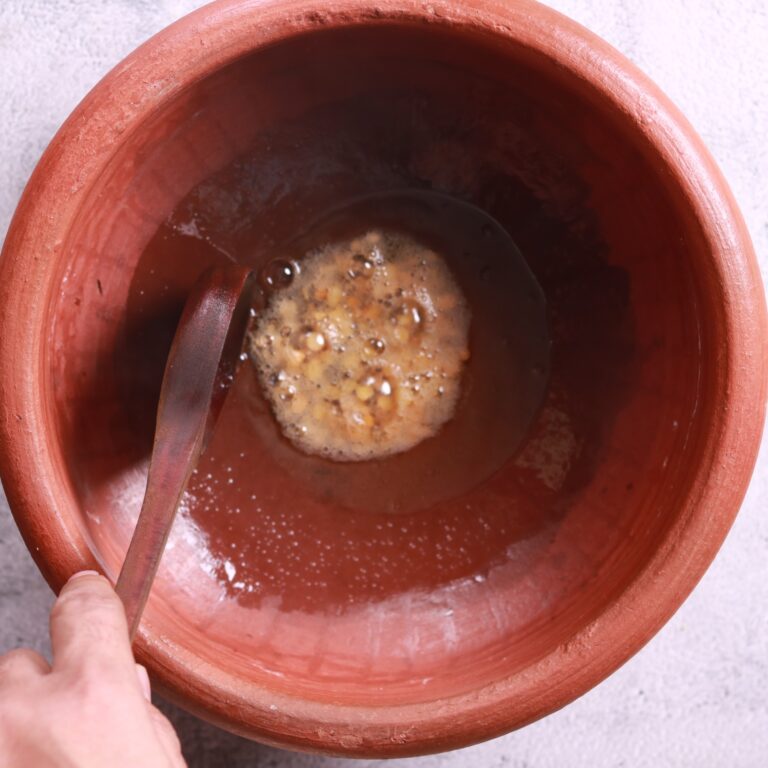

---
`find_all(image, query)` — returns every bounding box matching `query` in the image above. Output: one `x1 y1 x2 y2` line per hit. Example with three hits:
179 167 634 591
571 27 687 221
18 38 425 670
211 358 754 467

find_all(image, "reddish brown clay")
0 0 765 757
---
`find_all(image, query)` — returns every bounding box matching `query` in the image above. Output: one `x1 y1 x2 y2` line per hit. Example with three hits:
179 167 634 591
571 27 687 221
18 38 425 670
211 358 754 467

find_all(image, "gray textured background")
1 1 766 766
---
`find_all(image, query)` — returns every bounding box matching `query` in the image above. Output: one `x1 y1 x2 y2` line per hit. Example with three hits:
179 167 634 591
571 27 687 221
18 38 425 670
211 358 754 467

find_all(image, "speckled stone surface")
1 2 766 766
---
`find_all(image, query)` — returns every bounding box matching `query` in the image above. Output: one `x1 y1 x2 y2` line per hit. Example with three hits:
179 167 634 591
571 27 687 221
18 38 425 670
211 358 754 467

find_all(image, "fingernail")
136 664 152 701
67 570 100 583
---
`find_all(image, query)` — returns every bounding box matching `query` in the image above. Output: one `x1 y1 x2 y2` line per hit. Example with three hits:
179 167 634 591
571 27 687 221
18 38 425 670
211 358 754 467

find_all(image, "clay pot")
0 0 765 757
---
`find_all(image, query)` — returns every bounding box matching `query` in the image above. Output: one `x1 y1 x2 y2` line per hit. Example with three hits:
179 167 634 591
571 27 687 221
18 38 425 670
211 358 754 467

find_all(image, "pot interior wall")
48 24 706 705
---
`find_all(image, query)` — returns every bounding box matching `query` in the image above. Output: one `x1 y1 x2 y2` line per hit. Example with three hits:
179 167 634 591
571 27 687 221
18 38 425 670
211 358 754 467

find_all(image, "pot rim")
0 0 765 757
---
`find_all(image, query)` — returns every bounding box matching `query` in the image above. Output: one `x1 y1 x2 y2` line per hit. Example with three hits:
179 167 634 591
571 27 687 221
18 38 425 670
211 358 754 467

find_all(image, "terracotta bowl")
0 0 765 757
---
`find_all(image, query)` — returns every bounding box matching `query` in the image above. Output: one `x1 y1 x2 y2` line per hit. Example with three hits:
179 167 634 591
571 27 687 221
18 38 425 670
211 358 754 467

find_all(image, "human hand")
0 571 186 767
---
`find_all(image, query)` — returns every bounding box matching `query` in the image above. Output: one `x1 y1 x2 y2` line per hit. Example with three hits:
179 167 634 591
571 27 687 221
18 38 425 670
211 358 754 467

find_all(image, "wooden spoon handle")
116 265 254 640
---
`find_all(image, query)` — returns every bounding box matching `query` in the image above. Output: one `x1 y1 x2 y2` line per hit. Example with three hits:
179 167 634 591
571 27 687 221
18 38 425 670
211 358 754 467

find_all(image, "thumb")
50 570 136 676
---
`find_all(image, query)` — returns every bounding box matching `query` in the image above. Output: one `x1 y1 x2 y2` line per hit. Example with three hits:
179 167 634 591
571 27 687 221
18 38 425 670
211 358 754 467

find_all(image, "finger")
148 706 186 766
0 648 51 681
50 571 136 675
136 663 151 701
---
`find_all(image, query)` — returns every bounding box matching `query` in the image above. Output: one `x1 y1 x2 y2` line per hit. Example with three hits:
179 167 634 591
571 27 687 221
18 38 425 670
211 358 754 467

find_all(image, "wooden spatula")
115 265 255 640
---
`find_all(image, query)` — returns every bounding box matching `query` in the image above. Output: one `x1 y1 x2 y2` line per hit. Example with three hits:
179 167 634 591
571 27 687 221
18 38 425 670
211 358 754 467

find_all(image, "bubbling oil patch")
249 230 470 461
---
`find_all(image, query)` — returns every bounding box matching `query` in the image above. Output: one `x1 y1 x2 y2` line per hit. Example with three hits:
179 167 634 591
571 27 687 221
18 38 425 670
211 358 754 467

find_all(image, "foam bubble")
249 229 470 461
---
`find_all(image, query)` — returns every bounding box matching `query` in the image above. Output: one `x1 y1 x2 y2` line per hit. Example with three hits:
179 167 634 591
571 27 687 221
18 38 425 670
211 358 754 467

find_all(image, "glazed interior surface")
49 24 706 705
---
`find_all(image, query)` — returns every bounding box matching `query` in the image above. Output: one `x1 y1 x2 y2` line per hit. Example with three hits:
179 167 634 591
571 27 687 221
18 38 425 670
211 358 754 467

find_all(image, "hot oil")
244 191 550 512
128 190 552 611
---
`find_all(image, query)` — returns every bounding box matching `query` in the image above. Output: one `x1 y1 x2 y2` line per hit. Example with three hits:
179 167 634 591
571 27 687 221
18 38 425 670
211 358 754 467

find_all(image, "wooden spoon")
115 265 255 640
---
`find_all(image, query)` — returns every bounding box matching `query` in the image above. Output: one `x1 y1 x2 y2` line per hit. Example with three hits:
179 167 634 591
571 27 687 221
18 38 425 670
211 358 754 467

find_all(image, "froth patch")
249 230 470 461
